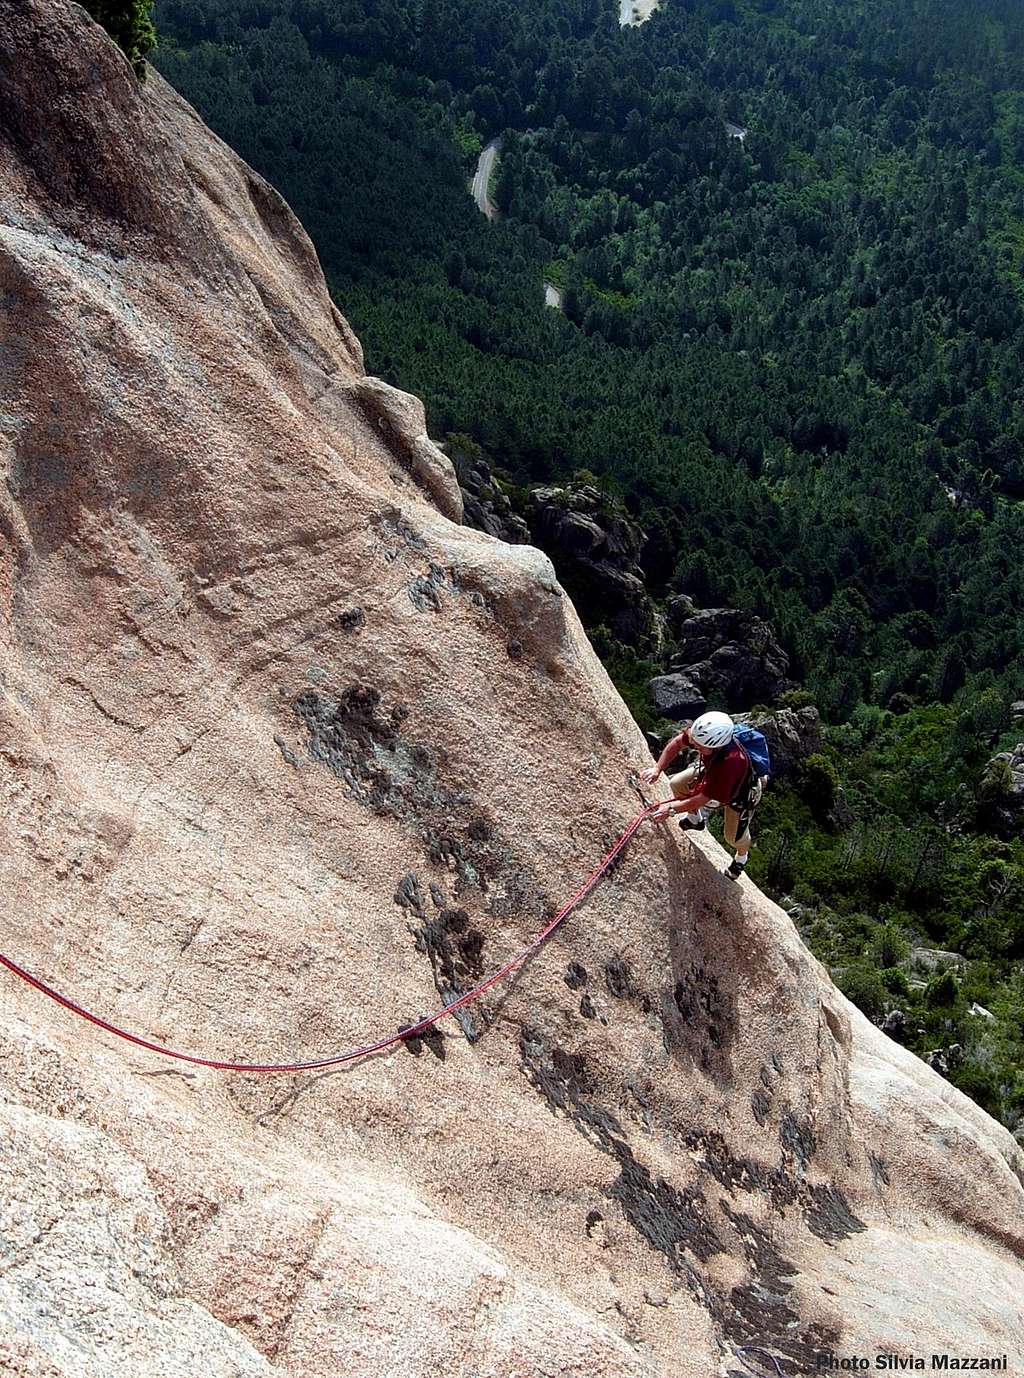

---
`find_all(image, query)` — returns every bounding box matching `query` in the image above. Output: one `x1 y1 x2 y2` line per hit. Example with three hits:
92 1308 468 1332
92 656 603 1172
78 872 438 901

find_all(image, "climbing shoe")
724 858 748 880
678 816 706 832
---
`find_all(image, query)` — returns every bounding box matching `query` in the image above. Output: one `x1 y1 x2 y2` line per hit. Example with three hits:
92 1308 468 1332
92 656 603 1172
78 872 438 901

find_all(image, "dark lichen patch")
409 572 444 612
518 1031 842 1372
423 825 484 893
410 905 488 1042
661 963 728 1072
585 1209 604 1236
728 1281 801 1341
803 1185 866 1243
682 1130 798 1208
605 956 633 999
724 1291 842 1376
273 734 299 768
564 962 588 991
721 1204 798 1286
868 1151 891 1189
398 1018 446 1060
518 1029 722 1263
580 993 597 1019
294 688 491 880
337 607 365 630
779 1112 816 1174
519 1026 626 1154
551 1046 595 1094
751 1089 772 1126
295 686 408 813
394 872 426 917
465 813 492 844
296 682 551 1036
608 1153 723 1266
715 1204 845 1373
374 507 427 553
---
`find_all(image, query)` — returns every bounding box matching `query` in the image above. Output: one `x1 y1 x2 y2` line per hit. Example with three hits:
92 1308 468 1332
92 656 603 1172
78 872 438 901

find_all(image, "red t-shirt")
681 732 749 804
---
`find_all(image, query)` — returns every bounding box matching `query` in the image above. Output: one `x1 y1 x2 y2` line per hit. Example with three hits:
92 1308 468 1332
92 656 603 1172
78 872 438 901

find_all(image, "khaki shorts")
668 765 763 847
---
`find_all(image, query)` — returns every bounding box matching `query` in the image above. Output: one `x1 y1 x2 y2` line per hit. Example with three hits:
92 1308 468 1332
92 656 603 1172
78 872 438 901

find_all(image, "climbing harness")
0 802 658 1074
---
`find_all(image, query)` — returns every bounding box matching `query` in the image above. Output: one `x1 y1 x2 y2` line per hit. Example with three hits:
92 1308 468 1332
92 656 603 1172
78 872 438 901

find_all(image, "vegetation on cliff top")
83 0 156 75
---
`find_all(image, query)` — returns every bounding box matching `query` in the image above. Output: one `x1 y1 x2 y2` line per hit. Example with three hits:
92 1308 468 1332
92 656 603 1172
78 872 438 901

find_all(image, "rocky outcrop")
979 742 1024 835
985 742 1024 797
663 607 793 710
450 449 530 544
335 376 464 523
527 483 660 649
2 6 1023 1375
738 706 824 777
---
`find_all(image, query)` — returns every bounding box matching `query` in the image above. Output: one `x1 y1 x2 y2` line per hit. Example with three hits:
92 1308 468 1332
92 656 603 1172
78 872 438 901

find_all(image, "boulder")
665 592 698 629
982 743 1024 808
649 670 707 721
910 948 966 972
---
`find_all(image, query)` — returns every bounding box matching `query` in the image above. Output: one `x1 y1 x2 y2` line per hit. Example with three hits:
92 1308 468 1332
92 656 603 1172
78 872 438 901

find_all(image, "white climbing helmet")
689 710 735 749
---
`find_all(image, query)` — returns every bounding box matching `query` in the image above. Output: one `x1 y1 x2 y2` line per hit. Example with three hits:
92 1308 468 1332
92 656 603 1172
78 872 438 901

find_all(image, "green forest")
145 0 1024 1133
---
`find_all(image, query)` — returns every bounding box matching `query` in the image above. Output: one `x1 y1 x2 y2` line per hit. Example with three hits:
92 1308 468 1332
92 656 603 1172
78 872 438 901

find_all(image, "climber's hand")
650 802 675 822
640 765 660 784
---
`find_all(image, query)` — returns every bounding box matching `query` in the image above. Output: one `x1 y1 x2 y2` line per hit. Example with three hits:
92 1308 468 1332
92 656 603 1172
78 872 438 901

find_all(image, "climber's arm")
641 726 692 783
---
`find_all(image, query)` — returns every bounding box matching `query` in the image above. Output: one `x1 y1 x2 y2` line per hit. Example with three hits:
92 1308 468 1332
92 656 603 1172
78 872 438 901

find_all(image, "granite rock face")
1 6 1023 1376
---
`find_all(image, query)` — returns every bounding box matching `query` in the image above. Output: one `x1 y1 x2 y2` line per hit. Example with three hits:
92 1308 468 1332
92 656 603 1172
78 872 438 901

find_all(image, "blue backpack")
733 725 772 786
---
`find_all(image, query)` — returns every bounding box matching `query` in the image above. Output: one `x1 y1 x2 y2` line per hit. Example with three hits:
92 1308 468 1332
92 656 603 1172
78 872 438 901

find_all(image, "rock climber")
640 710 762 879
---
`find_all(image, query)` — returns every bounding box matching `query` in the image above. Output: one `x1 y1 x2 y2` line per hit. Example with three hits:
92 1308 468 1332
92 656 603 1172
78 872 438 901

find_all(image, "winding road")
470 137 564 311
471 137 501 220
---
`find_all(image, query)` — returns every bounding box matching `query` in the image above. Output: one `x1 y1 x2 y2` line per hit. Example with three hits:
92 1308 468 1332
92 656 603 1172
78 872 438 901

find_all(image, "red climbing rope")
0 802 656 1074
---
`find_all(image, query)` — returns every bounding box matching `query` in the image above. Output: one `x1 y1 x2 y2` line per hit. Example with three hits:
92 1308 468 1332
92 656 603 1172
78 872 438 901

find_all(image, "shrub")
800 752 840 818
881 967 910 997
925 968 961 1009
776 688 816 711
868 921 911 969
838 963 887 1022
